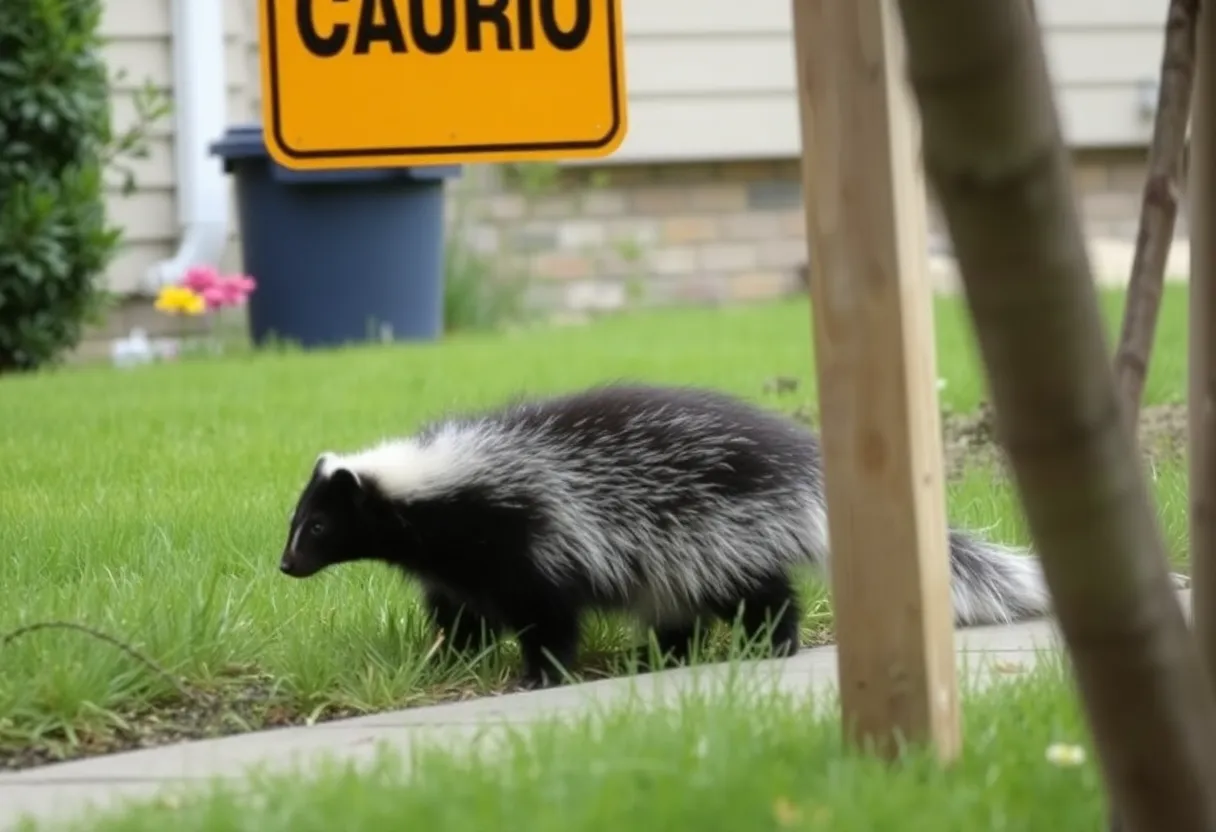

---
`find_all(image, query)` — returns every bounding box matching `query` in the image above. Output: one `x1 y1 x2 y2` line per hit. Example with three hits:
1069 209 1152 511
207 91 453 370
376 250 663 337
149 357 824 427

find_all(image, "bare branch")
1114 0 1198 427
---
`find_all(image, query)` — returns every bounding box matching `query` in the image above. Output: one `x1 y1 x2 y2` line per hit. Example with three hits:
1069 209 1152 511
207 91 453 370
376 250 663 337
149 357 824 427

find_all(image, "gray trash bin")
209 124 461 349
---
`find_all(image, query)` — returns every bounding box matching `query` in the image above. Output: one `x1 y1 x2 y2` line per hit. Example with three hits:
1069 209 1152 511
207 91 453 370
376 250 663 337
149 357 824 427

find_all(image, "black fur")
278 382 1052 688
279 385 824 687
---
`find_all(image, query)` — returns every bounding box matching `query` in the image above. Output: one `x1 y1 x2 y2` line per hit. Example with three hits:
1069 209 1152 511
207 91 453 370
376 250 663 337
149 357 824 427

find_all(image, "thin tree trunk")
1114 0 1199 428
1110 5 1199 828
889 1 1216 829
1190 0 1216 696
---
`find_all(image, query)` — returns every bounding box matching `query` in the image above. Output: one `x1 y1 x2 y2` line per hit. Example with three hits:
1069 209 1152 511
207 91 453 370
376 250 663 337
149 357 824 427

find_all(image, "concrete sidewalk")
0 591 1194 831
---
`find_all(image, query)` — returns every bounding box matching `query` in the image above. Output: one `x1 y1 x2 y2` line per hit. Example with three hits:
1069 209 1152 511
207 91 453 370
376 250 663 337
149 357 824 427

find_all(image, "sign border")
263 0 625 162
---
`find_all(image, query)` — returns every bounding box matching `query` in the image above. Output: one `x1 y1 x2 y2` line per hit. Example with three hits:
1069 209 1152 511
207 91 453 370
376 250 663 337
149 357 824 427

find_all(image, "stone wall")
451 162 812 316
77 146 1174 360
451 146 1178 320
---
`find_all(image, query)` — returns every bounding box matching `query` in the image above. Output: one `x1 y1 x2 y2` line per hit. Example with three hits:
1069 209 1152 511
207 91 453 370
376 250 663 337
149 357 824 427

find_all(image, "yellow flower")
1045 742 1087 767
182 292 206 316
155 286 207 317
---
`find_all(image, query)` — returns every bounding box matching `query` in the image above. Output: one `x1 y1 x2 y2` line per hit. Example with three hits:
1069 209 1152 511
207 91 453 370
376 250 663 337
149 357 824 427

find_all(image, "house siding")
90 0 1179 341
600 0 1168 162
98 0 253 295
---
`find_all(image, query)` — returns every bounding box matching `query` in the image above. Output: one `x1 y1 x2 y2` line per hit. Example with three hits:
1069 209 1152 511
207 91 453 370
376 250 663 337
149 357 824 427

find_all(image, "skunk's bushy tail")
946 529 1049 625
944 525 1193 626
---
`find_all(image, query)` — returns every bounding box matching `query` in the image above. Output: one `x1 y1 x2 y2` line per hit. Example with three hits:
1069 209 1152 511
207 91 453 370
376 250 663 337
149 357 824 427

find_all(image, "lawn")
0 284 1194 772
33 658 1105 831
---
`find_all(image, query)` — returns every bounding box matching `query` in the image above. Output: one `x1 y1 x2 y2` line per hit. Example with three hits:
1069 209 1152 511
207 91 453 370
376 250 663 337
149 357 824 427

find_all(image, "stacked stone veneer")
449 147 1185 319
449 160 812 316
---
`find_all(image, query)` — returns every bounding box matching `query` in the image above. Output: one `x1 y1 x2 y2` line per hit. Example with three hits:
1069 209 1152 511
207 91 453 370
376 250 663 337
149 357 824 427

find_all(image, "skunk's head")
279 453 375 578
280 433 477 578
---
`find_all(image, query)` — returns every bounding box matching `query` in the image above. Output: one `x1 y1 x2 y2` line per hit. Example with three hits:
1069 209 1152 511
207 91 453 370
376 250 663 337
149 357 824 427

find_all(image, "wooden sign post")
791 0 961 761
258 0 628 170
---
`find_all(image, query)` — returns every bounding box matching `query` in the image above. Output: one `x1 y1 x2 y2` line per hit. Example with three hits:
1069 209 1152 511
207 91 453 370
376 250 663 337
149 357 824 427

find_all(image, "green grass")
0 285 1194 768
32 659 1106 831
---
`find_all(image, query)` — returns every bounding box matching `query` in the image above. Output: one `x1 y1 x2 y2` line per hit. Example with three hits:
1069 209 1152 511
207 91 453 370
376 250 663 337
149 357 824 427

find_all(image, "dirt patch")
770 372 1190 480
938 401 1190 480
0 680 358 772
1 672 555 773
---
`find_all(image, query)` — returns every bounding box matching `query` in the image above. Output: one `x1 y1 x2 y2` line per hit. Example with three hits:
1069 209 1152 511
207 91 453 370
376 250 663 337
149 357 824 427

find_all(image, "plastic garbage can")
209 124 461 349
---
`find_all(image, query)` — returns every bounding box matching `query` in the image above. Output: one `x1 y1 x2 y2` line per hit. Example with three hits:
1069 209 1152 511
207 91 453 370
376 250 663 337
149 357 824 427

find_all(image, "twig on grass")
1 621 216 706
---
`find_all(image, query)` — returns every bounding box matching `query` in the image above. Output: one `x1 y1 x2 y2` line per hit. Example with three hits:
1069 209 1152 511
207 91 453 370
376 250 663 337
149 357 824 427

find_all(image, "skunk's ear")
313 451 335 477
328 466 367 507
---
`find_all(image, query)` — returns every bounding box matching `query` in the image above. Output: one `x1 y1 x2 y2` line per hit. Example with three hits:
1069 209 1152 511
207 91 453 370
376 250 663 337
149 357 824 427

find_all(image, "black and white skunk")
278 382 1051 688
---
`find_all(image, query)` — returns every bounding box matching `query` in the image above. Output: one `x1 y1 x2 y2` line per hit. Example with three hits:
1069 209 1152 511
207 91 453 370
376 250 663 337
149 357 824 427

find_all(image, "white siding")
99 0 253 294
605 0 1168 163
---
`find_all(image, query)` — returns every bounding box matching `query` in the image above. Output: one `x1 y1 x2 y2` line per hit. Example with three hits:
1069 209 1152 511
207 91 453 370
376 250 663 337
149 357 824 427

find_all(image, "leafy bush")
442 173 531 334
443 237 530 334
0 0 158 373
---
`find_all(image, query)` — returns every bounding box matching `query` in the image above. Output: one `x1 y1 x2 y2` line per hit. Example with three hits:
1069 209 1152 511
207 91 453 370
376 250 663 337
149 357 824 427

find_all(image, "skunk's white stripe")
317 426 487 502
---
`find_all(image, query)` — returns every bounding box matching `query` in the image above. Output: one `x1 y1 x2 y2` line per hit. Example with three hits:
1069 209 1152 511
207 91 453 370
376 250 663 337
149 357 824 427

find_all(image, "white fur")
952 540 1050 625
317 425 486 502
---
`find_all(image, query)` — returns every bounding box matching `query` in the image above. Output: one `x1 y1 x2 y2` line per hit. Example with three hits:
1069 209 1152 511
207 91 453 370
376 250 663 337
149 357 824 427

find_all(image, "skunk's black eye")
308 520 326 537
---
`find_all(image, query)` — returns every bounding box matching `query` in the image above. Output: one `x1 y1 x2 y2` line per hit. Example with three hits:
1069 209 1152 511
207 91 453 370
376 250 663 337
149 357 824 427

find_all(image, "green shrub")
443 237 530 334
442 172 531 334
0 0 147 373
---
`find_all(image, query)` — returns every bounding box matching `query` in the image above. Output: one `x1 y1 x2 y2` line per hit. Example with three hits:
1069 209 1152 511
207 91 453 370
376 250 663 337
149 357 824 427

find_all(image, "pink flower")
216 275 256 308
201 286 229 308
231 275 257 295
182 265 220 294
178 268 258 311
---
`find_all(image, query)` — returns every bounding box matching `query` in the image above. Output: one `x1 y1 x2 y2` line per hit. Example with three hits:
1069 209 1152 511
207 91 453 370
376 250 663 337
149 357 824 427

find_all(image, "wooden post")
1189 0 1216 685
791 0 961 761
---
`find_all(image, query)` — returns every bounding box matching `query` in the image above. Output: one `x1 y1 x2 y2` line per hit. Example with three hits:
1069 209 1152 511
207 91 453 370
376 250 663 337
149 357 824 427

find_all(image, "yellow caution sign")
259 0 628 169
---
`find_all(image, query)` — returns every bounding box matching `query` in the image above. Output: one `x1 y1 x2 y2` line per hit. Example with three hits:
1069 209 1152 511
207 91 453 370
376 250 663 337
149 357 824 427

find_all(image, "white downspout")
144 0 231 291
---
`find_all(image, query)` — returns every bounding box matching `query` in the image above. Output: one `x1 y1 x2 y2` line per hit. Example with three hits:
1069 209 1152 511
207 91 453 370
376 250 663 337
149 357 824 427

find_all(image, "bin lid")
209 123 463 181
210 124 268 161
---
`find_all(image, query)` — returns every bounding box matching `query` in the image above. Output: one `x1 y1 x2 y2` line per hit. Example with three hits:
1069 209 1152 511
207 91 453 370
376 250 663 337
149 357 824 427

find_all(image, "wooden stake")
791 0 961 761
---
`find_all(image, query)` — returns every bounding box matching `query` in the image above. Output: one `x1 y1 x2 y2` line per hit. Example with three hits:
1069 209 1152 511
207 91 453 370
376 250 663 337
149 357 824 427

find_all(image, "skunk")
278 382 1053 688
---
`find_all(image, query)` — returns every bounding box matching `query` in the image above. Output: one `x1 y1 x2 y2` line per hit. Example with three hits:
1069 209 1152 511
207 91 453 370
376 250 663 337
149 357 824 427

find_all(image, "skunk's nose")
279 556 295 575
